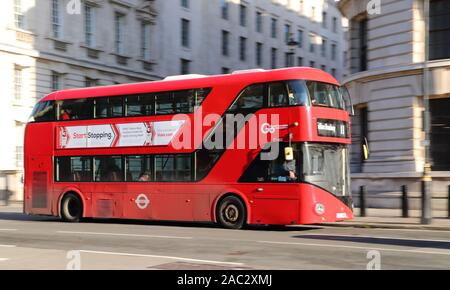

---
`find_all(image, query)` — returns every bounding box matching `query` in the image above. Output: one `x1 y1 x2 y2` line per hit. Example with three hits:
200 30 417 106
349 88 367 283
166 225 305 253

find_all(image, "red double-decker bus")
24 68 353 229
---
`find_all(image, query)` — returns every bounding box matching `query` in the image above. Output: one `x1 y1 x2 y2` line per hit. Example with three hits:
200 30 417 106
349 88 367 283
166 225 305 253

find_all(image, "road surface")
0 207 449 270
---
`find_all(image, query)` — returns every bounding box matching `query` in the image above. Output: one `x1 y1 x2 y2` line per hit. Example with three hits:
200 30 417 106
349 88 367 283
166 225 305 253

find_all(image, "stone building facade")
339 0 450 209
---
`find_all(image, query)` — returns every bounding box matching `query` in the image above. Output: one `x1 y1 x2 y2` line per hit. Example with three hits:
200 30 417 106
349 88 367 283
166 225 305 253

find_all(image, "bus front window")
307 81 345 110
302 143 350 196
287 80 310 106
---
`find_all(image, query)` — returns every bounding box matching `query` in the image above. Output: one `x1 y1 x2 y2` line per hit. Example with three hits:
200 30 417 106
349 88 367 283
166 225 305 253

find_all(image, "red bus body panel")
24 68 353 225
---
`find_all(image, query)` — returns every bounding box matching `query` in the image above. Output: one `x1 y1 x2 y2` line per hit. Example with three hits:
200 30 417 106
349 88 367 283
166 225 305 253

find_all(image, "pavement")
0 204 449 270
323 208 450 231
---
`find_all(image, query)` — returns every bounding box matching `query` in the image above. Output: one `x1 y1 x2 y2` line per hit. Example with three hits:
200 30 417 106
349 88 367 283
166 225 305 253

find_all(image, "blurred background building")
339 0 450 209
0 0 347 201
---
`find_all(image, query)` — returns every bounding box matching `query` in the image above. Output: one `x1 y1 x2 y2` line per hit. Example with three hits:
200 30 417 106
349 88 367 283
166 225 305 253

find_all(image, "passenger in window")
283 159 297 181
61 106 74 120
138 172 151 182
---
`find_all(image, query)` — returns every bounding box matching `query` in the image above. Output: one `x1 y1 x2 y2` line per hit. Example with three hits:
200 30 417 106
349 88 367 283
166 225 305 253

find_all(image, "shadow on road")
0 211 321 232
293 234 450 250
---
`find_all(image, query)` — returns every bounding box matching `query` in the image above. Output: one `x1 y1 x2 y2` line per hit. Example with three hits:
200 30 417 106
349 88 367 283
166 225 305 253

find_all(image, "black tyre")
216 196 246 229
61 193 83 222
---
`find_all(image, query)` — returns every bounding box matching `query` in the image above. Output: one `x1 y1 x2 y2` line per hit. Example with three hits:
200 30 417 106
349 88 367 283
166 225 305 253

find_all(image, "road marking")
79 250 244 266
258 240 450 256
0 245 16 248
320 225 450 233
0 229 17 232
0 258 9 262
298 233 450 243
57 231 193 240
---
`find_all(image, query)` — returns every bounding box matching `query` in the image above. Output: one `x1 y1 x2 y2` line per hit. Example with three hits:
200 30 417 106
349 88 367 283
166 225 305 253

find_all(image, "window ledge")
45 36 73 45
7 26 35 35
110 52 132 59
80 44 104 52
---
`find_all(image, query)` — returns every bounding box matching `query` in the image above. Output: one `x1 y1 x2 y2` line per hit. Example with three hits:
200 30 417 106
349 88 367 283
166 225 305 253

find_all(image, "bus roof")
42 67 340 102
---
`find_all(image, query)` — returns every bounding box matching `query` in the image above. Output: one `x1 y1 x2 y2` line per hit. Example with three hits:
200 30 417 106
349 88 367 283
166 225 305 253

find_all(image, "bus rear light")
314 203 325 215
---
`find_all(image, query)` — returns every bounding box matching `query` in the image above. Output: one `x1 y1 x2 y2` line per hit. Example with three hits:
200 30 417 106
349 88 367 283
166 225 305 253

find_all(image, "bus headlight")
314 203 325 215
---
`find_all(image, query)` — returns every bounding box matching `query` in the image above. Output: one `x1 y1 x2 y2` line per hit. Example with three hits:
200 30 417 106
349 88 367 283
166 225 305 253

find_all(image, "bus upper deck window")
287 80 309 106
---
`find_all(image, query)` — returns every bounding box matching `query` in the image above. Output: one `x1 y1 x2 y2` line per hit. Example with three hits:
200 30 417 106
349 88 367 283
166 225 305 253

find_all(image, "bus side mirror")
362 137 370 160
284 147 294 161
341 86 355 116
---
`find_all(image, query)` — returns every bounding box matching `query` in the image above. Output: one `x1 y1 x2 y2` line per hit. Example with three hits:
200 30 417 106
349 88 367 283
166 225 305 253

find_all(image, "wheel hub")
224 204 239 222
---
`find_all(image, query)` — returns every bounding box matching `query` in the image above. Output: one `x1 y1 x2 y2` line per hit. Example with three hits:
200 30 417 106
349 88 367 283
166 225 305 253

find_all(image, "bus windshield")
307 81 345 110
302 143 350 196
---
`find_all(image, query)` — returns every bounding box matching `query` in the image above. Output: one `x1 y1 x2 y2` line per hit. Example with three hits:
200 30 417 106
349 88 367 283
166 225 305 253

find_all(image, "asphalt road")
0 207 449 270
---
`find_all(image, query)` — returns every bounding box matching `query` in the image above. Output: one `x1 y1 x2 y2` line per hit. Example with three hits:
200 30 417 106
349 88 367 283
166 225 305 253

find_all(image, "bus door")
91 156 124 219
26 155 53 215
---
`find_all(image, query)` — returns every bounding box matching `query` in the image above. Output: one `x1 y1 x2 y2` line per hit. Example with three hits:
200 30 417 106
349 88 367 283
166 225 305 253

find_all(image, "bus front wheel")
61 193 83 222
216 196 246 229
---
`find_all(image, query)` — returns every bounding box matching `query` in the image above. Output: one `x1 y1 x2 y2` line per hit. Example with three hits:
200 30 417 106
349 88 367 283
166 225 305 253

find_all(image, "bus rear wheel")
61 193 83 222
216 196 246 229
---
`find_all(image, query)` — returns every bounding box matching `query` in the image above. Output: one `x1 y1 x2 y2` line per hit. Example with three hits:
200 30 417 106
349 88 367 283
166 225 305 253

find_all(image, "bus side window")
58 99 94 120
94 156 123 182
268 82 288 107
228 84 265 113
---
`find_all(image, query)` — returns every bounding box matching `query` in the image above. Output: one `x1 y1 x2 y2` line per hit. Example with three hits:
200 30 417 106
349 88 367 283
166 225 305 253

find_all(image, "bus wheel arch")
58 190 85 222
214 192 249 229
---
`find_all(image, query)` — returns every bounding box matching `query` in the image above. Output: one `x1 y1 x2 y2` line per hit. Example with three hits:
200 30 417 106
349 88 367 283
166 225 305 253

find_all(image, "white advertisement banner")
57 120 184 149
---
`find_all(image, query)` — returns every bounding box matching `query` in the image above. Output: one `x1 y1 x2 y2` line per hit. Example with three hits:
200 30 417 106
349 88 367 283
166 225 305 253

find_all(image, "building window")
309 33 316 53
322 11 327 28
222 67 230 74
297 56 303 66
84 4 95 47
51 0 62 38
114 12 125 54
359 18 368 71
239 4 247 27
299 0 304 14
285 53 294 67
331 68 336 77
181 58 190 74
309 60 315 68
221 30 229 56
51 71 62 91
332 17 338 33
344 51 348 67
271 18 277 38
321 37 327 57
256 11 263 33
331 43 337 61
311 6 316 21
141 22 151 60
14 0 24 29
181 18 190 48
284 24 291 44
429 0 450 60
256 42 263 67
430 98 450 170
16 145 23 168
297 29 303 48
14 66 23 101
85 77 98 87
239 37 247 61
181 0 189 8
271 48 277 69
321 64 326 72
221 0 229 20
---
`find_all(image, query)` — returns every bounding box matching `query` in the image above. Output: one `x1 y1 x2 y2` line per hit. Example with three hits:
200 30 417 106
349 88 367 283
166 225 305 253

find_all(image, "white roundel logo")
261 123 276 134
135 194 149 209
